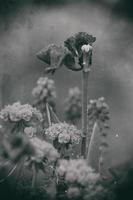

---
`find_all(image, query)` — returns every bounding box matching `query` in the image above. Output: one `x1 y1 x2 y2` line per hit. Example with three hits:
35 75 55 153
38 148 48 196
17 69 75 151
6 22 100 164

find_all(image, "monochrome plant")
0 32 116 200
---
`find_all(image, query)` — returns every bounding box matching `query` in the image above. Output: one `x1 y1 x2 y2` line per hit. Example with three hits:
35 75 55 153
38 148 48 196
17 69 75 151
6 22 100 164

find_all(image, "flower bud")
81 44 92 53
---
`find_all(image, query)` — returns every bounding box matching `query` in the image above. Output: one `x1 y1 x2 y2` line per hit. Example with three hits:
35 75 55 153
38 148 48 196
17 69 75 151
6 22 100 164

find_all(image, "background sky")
0 0 133 169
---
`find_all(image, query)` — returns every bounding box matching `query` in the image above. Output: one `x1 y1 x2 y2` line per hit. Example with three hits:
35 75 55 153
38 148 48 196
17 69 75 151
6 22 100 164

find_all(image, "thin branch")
48 103 61 123
86 122 98 164
0 164 17 183
46 103 52 126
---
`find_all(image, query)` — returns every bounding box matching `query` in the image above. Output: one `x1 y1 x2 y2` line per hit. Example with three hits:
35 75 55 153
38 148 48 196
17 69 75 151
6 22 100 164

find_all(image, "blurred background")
0 0 133 169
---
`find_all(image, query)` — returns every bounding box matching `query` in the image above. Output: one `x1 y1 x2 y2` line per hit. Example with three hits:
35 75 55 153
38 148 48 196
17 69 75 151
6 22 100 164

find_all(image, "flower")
36 44 75 74
24 127 37 138
0 102 43 123
64 32 96 67
32 77 56 102
58 133 71 144
64 87 82 123
67 187 81 199
57 159 68 177
88 97 110 124
30 137 59 163
81 44 92 53
45 122 81 144
57 159 99 186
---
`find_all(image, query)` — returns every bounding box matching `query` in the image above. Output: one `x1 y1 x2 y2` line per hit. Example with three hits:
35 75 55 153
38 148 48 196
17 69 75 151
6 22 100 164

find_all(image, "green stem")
81 51 91 158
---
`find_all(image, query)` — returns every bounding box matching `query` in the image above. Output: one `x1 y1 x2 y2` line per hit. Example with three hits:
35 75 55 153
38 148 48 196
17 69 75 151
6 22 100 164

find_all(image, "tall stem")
81 50 91 157
81 72 89 157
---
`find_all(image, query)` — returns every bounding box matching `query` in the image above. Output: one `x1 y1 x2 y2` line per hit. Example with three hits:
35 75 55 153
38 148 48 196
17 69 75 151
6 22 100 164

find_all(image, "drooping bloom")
36 44 78 74
36 32 96 74
64 32 96 67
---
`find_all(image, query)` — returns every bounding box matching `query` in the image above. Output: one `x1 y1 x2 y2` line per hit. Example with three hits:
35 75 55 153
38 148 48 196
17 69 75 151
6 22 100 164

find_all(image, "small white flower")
24 127 36 138
81 44 92 53
58 133 71 144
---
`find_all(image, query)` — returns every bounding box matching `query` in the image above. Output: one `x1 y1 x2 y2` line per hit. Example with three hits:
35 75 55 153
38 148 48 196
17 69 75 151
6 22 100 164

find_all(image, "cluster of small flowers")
88 97 110 124
45 122 81 144
32 77 56 102
30 137 59 163
64 87 82 122
57 159 99 186
0 102 43 122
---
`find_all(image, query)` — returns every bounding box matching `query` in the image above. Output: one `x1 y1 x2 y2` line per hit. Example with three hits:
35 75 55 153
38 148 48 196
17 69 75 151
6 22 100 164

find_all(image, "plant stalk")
81 50 91 157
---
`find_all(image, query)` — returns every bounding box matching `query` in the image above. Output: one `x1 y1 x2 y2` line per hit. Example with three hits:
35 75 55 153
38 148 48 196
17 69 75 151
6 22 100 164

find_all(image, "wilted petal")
36 44 51 64
63 51 82 71
36 44 69 74
64 36 78 57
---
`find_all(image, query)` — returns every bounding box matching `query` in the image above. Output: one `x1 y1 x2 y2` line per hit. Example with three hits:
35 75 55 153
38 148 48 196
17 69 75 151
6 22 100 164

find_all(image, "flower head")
45 122 81 144
30 137 59 163
57 159 99 186
32 77 56 102
64 32 96 67
36 32 96 74
0 102 43 123
88 97 110 124
64 87 82 122
36 44 75 74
